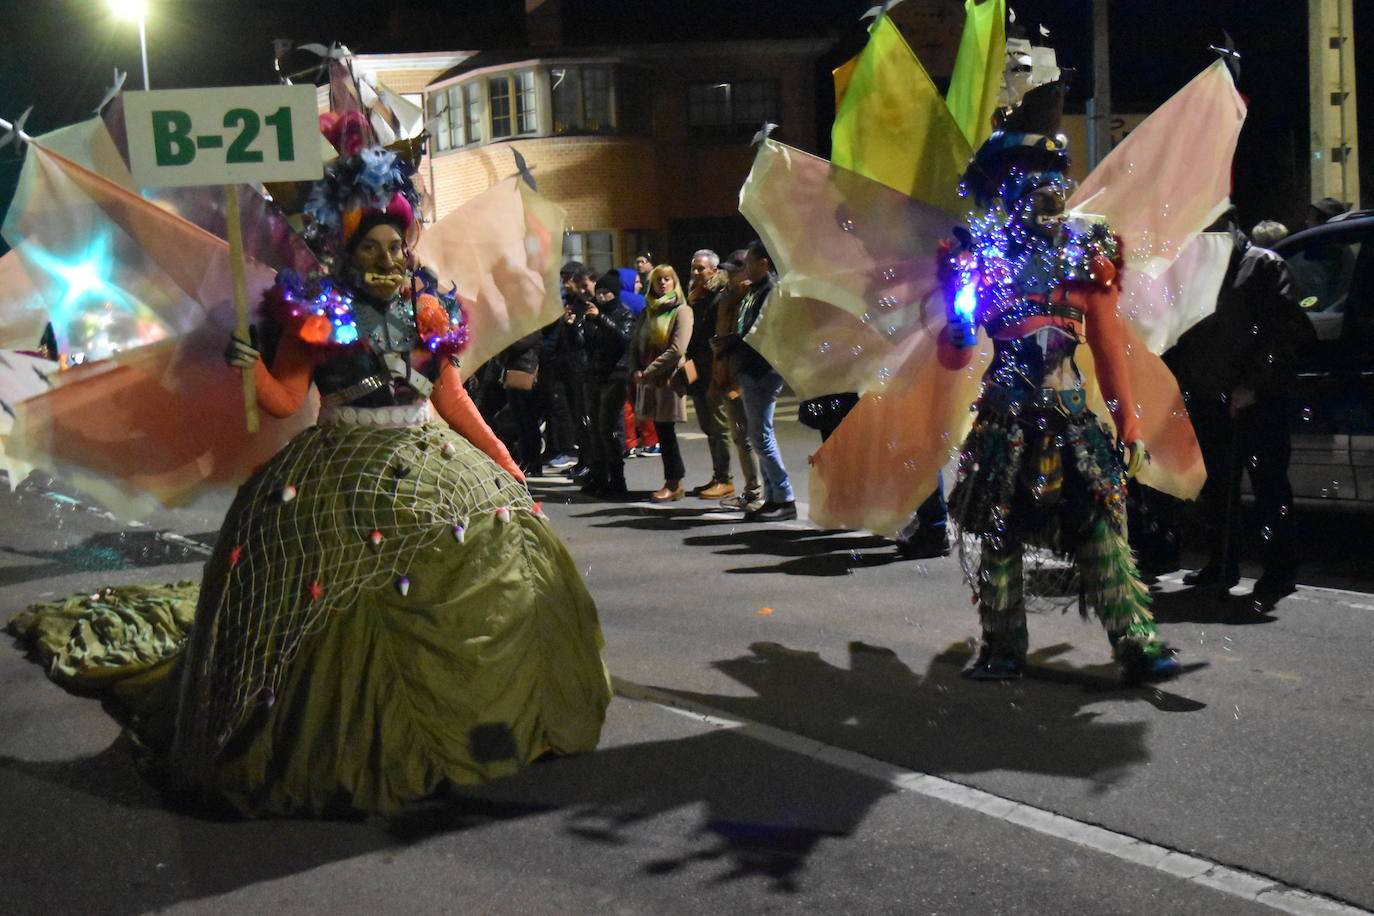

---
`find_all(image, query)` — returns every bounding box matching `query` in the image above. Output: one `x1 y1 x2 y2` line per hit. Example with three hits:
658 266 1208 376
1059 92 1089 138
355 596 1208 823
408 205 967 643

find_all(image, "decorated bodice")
262 269 469 408
945 216 1122 391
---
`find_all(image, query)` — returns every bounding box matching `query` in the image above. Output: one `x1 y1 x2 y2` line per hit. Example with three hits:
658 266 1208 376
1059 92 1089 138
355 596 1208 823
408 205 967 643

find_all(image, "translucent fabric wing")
414 174 567 374
2 141 313 517
830 15 971 215
0 349 57 484
739 138 991 535
739 139 954 400
1068 61 1246 279
1116 231 1234 354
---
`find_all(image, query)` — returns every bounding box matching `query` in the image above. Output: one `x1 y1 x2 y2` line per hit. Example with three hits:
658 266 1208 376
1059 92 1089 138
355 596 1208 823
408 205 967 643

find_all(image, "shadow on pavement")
393 726 896 893
0 734 395 916
1145 587 1279 625
655 640 1206 793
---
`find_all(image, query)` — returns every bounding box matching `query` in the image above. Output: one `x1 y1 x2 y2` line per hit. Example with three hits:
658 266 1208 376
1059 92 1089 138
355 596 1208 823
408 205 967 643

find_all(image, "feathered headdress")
301 110 423 261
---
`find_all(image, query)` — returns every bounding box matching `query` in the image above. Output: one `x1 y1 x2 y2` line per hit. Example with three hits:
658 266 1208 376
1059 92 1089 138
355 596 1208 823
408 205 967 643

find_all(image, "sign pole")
122 85 322 437
223 184 258 433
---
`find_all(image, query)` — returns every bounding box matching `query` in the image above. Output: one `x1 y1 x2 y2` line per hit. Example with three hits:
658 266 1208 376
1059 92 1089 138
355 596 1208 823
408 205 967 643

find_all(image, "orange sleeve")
431 359 525 483
1082 284 1143 445
251 332 315 418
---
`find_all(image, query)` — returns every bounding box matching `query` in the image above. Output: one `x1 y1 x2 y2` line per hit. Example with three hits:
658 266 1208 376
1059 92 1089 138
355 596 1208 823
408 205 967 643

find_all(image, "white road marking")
614 677 1372 916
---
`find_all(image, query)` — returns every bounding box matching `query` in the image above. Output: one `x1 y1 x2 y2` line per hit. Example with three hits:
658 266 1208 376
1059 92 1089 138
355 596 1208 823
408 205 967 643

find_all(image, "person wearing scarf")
631 264 694 501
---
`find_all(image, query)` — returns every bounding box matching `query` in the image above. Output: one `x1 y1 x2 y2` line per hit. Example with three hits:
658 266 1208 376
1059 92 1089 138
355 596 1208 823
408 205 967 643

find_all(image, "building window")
515 70 538 134
625 229 658 265
563 230 616 275
429 91 453 151
687 80 780 130
551 65 615 134
463 83 482 145
490 76 512 139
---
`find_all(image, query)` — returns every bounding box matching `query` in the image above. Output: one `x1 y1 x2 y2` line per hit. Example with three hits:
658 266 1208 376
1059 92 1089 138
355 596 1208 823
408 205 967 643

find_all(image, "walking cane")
1215 409 1243 598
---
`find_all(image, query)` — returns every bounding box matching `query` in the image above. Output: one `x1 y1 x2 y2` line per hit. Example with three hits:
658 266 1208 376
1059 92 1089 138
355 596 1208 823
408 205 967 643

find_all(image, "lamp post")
110 0 150 91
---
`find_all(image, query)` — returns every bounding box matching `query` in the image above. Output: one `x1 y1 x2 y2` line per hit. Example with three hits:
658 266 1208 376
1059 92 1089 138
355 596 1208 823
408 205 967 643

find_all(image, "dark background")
0 0 1369 249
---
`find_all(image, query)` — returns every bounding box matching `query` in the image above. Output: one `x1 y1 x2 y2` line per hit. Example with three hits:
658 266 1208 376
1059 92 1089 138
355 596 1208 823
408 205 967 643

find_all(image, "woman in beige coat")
631 264 693 501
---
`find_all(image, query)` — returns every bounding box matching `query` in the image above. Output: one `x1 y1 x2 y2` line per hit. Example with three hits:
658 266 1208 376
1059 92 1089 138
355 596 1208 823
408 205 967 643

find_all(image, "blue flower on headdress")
357 147 401 206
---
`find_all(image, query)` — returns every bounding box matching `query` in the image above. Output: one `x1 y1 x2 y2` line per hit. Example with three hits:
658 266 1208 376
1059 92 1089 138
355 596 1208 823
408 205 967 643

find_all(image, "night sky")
0 0 1369 240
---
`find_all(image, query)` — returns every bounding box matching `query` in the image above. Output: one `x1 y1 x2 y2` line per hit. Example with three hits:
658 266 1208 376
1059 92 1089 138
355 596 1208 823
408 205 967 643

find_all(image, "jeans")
895 473 948 539
738 369 793 504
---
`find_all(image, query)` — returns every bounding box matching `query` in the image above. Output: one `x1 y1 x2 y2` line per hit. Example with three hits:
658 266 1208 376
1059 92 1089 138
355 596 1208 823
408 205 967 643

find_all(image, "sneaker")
623 448 638 460
638 444 660 457
718 495 748 510
548 452 579 470
895 527 949 560
747 500 797 522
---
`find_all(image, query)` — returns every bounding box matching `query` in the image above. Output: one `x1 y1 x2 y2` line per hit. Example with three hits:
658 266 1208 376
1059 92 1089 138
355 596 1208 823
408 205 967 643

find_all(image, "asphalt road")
2 402 1372 915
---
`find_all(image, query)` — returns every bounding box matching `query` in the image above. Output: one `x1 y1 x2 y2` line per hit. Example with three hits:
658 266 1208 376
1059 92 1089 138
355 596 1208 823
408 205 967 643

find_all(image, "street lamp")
110 0 150 91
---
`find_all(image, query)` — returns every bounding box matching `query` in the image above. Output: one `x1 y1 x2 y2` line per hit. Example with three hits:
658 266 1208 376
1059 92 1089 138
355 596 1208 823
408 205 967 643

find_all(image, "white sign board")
123 85 323 188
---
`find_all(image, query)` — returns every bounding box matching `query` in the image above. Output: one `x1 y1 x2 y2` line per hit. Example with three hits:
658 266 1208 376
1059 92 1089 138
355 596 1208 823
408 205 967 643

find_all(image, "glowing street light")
110 0 150 91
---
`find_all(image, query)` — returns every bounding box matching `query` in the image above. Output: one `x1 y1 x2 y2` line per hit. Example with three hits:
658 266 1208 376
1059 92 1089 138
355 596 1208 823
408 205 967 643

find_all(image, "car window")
1284 239 1361 315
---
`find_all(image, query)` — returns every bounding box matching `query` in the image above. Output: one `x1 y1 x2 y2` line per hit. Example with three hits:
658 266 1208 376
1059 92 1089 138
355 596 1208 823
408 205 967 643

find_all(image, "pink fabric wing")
414 175 566 373
1068 61 1246 278
739 139 956 400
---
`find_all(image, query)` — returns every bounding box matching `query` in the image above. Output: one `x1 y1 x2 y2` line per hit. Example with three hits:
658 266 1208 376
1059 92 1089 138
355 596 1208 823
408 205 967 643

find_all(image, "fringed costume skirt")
948 385 1150 627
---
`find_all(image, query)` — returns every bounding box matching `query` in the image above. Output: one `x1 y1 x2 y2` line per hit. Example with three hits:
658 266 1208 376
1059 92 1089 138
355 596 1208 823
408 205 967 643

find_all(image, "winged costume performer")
5 57 610 815
738 4 1245 681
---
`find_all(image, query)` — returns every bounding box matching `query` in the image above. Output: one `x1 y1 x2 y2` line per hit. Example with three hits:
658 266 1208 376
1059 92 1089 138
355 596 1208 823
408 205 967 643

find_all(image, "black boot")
602 471 629 500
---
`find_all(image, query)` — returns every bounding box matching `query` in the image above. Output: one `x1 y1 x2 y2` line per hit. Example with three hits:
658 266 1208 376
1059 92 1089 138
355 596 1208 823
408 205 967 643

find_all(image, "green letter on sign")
151 110 195 166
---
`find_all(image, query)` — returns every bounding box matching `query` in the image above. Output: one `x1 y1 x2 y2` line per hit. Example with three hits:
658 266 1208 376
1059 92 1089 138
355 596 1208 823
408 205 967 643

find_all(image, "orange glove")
431 360 525 483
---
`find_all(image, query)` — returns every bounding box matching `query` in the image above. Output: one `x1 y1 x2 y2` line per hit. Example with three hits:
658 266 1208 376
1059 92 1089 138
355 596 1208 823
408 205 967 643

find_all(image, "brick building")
348 36 829 276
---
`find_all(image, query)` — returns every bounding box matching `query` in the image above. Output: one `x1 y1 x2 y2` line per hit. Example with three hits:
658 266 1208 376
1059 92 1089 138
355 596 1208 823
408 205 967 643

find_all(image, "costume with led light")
941 85 1176 680
6 95 610 815
736 6 1246 682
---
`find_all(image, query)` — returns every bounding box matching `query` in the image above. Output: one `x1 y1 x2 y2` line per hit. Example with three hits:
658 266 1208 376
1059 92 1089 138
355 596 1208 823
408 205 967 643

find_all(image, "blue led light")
954 279 978 320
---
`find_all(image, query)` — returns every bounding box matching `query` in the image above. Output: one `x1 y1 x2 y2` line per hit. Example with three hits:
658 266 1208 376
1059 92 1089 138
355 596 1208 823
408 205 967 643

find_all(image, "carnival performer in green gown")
8 114 611 817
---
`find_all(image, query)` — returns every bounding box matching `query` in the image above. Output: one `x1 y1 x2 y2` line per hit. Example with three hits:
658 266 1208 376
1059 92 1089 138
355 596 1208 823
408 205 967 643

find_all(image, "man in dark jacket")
1169 215 1315 604
712 240 795 522
574 271 637 497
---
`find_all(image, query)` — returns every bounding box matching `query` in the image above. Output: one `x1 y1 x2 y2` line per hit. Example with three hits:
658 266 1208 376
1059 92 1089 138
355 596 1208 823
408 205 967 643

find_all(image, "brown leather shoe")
650 484 685 502
698 480 735 499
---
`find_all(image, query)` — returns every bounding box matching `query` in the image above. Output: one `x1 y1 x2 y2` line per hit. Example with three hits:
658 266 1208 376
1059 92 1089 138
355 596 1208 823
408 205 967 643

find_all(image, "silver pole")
138 12 150 90
1091 0 1111 169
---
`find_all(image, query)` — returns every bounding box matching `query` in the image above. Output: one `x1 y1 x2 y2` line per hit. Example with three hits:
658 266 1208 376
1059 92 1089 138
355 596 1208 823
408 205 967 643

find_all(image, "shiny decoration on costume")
264 268 469 358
